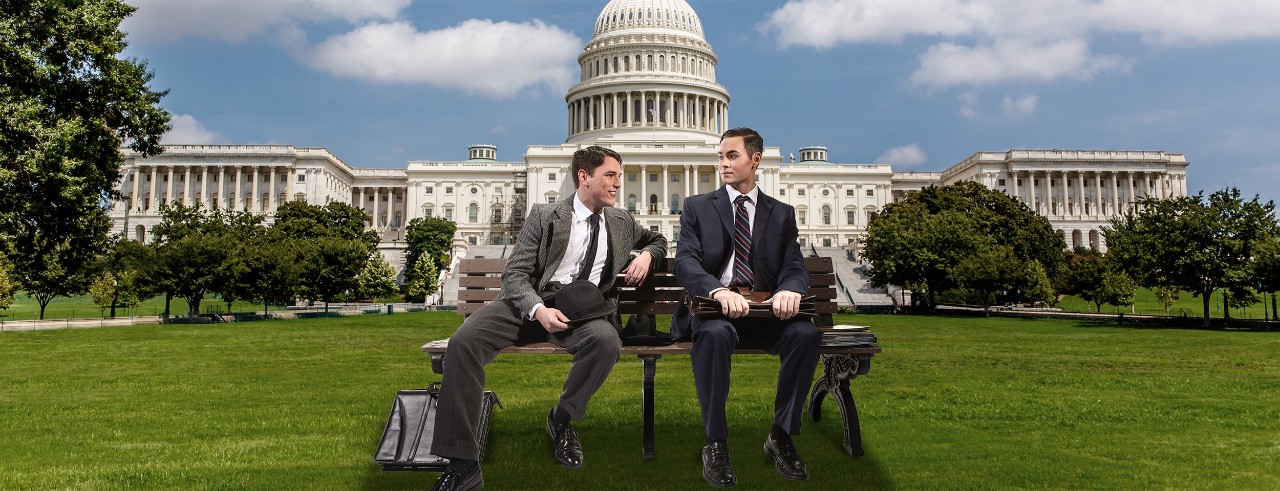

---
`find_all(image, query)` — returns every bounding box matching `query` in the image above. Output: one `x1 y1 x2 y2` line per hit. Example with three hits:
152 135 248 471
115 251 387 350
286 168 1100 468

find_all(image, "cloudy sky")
122 0 1280 205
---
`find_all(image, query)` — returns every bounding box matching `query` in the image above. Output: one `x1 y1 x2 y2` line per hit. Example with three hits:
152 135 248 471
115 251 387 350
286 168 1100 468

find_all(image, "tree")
0 257 14 312
354 251 399 302
298 237 368 312
863 181 1064 310
233 237 301 317
405 217 457 271
1059 248 1111 311
1 0 169 311
1106 188 1277 327
1256 238 1280 321
404 253 440 303
953 245 1022 311
1092 270 1136 313
1153 285 1180 315
89 270 140 317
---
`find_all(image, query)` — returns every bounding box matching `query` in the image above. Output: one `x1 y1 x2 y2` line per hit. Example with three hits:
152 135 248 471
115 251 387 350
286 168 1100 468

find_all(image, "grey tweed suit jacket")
498 198 667 324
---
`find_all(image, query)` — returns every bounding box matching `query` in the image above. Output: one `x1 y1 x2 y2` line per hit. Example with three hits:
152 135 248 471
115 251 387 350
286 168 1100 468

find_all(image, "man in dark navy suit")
673 127 821 488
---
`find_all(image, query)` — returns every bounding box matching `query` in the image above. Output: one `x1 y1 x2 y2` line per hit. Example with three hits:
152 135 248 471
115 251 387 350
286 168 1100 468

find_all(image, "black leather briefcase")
374 382 502 471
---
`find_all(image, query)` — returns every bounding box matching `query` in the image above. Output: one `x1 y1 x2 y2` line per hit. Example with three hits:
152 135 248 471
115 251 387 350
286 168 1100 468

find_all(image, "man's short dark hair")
571 145 622 188
721 127 764 158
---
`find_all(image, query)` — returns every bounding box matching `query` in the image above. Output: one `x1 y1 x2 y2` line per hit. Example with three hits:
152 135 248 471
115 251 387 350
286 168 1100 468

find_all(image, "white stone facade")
109 0 1188 276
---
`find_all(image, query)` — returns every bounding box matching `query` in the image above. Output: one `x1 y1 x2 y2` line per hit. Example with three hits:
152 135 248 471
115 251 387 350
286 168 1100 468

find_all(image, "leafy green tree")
1092 270 1136 313
89 270 140 317
1153 285 1180 315
1256 238 1280 321
2 0 169 312
953 245 1022 310
864 181 1063 310
0 258 14 312
1107 188 1277 326
864 203 989 309
1020 260 1056 307
404 253 440 303
298 237 368 312
405 217 457 271
274 201 379 249
354 251 399 302
236 237 301 317
14 235 98 319
1059 250 1106 311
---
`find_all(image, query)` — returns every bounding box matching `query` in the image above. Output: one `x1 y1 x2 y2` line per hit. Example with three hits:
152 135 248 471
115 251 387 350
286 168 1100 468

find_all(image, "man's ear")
578 168 589 186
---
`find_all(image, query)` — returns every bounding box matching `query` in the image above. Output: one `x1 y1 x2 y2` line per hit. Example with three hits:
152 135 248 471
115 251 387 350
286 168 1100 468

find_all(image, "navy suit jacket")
671 187 808 339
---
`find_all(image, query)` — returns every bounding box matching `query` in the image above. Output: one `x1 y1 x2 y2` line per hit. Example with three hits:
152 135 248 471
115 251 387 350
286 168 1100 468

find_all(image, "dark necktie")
731 195 754 289
575 213 601 282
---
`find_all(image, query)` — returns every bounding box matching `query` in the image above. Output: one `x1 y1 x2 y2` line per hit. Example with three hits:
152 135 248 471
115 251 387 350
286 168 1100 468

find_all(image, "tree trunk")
164 293 172 317
1201 291 1212 328
263 299 269 317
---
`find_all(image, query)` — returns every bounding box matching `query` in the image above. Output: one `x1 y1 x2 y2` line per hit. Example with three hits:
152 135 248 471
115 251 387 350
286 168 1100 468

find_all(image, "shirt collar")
572 194 597 222
725 185 759 205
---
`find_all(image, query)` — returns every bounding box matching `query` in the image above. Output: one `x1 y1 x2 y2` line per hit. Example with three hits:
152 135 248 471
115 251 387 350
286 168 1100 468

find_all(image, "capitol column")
640 164 648 215
1095 171 1105 216
233 166 242 210
131 166 141 211
1076 172 1084 216
148 166 158 213
1024 171 1034 212
1125 172 1135 212
165 166 174 208
661 165 669 214
1010 169 1019 203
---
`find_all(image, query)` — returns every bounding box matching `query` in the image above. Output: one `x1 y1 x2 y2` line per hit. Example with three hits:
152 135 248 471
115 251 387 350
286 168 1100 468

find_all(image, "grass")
1056 287 1279 319
1 312 1277 489
1 293 313 322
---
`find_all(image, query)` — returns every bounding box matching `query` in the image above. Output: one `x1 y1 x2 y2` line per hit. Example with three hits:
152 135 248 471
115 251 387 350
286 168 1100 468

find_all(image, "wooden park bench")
422 256 882 459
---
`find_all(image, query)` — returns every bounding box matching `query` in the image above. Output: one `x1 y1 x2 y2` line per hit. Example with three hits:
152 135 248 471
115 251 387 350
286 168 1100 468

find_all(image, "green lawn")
1 312 1276 489
1 293 290 322
1057 287 1278 319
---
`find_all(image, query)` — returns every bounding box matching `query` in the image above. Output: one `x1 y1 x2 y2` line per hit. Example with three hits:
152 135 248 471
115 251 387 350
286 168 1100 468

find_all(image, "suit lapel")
603 208 628 289
752 192 774 254
544 199 575 273
712 187 733 238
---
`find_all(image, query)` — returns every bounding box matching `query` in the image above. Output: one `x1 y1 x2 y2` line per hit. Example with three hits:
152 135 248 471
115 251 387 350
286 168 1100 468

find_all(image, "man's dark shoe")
546 409 583 469
431 465 483 491
701 441 736 488
764 432 808 480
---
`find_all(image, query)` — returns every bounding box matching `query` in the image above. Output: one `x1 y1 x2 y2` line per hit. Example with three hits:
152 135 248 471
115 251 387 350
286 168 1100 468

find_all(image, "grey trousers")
430 299 622 461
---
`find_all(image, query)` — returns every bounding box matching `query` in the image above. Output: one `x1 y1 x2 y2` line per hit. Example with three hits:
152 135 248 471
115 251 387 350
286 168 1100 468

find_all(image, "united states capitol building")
110 0 1189 297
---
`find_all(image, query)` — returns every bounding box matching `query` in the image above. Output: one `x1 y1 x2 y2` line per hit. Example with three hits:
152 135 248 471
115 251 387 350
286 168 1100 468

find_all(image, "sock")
552 406 572 426
447 458 478 475
770 424 793 443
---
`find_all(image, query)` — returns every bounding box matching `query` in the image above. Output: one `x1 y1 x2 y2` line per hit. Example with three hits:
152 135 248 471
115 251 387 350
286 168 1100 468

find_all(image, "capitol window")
700 174 709 182
866 189 874 197
548 173 557 181
628 174 636 182
425 186 433 194
998 179 1006 186
798 189 805 196
846 189 854 197
649 174 658 182
445 186 453 195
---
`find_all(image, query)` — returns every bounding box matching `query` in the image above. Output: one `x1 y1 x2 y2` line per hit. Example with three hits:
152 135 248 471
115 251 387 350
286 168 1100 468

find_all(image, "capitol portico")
110 0 1189 279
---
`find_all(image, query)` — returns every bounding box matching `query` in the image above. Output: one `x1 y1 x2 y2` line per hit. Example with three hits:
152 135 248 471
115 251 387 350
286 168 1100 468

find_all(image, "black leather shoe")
701 441 736 488
546 409 583 469
431 465 483 491
764 432 808 480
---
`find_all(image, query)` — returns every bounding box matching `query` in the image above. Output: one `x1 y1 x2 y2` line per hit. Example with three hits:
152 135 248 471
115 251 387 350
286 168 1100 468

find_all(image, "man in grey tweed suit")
431 146 667 491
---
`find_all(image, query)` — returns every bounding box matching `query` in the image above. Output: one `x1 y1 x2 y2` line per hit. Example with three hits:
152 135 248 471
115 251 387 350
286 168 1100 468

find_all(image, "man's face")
577 155 621 211
718 136 759 192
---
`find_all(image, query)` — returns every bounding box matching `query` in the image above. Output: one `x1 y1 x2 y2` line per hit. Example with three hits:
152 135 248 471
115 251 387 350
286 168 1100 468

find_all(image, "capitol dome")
564 0 730 144
594 0 704 38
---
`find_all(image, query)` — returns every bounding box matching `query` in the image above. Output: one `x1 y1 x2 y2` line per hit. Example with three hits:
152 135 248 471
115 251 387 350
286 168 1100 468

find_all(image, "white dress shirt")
717 185 758 288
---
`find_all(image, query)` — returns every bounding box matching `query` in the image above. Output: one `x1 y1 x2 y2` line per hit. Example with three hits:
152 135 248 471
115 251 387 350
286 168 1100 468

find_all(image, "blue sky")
122 0 1280 206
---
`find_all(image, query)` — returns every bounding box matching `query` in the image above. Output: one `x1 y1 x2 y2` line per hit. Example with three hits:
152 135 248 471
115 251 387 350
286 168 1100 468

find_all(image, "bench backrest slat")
452 256 839 327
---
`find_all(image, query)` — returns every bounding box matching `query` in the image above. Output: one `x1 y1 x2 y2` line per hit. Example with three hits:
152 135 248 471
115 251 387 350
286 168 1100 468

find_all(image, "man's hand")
534 306 572 333
768 290 804 320
712 288 751 319
622 251 653 286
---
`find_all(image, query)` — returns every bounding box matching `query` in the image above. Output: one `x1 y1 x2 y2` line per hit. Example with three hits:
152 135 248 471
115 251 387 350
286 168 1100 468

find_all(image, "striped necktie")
731 195 754 289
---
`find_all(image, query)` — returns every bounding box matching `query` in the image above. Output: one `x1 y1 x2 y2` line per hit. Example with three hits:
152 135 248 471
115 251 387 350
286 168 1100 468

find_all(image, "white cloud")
761 0 1280 89
1001 94 1038 119
909 38 1131 89
876 144 928 167
302 19 581 99
123 0 410 43
161 114 219 144
490 124 510 136
959 91 980 120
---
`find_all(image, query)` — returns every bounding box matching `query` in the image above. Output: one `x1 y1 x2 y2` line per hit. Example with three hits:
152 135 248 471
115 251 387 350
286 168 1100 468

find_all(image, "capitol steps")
809 247 896 311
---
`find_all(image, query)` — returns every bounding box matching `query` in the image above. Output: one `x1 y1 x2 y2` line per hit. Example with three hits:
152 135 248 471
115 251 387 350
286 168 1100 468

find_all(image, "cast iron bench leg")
806 353 868 457
640 355 660 459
